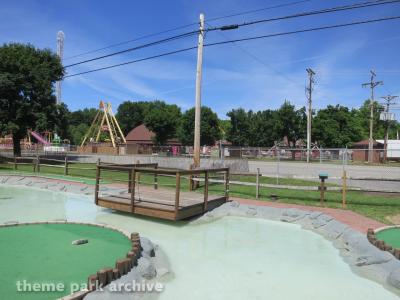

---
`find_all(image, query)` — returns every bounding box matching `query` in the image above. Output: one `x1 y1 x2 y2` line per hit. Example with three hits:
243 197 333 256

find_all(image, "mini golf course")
376 227 400 249
0 223 131 299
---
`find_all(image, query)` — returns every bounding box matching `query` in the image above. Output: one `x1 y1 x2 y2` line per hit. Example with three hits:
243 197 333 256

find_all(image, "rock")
230 201 240 207
281 208 309 223
355 251 393 266
311 214 333 229
388 268 400 288
317 220 349 240
246 206 257 216
309 211 324 220
140 237 155 257
136 257 156 279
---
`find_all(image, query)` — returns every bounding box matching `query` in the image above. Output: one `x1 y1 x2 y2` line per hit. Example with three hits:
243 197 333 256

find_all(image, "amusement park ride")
80 101 126 148
0 130 69 153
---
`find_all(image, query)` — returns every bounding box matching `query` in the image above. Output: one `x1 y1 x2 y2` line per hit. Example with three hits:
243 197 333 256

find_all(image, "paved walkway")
232 197 386 233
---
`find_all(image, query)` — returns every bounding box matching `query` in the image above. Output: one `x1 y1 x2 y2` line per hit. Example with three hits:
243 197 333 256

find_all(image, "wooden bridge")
94 163 229 221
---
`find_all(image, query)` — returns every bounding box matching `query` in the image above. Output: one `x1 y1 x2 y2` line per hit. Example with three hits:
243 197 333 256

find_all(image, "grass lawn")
0 223 131 300
1 162 400 224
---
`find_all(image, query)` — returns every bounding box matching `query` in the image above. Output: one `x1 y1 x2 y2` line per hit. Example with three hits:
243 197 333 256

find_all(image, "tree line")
66 99 400 148
1 43 399 156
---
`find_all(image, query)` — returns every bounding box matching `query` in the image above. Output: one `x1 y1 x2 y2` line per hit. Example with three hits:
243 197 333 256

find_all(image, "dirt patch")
386 214 400 224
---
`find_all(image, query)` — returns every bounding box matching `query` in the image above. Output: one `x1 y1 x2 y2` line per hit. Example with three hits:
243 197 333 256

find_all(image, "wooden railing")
95 163 229 219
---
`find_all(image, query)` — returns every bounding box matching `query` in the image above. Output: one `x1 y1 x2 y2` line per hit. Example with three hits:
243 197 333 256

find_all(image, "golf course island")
0 223 131 300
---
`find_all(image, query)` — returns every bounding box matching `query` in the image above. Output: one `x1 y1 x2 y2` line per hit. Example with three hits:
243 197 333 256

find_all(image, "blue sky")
1 0 400 119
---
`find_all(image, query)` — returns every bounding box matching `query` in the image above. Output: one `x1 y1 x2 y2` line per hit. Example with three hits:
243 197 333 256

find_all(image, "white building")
376 140 400 159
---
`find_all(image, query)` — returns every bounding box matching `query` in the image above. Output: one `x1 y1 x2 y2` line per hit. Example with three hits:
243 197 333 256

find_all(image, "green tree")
0 43 63 155
116 101 153 135
354 100 385 140
313 105 363 147
177 106 221 146
248 110 278 147
274 101 306 147
69 123 89 145
143 101 181 145
68 108 98 127
226 108 251 146
218 119 231 140
66 107 98 144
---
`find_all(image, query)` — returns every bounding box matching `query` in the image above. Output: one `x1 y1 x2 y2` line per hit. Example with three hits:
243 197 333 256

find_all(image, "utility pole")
380 95 398 162
56 31 65 104
193 13 205 168
306 68 315 163
362 70 383 163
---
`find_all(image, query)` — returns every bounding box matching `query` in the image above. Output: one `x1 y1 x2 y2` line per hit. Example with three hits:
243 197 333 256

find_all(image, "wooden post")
256 168 260 199
224 169 230 201
128 171 132 193
36 156 40 173
174 172 181 219
136 160 141 184
154 164 158 190
320 179 325 205
64 156 68 175
131 169 136 213
342 170 347 208
94 159 100 205
203 171 209 212
188 164 194 191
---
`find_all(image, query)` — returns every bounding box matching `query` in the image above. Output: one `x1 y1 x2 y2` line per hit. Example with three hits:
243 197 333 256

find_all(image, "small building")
351 140 384 163
125 124 181 155
376 140 400 160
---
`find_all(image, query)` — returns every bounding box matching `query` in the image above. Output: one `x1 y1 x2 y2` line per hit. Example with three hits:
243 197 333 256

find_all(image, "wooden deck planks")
95 164 229 220
97 185 226 220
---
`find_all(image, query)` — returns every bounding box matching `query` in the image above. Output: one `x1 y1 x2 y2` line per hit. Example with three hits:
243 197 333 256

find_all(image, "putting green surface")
376 228 400 249
0 223 131 299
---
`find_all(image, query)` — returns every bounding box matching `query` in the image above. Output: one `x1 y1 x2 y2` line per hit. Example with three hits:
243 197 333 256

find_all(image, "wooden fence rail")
2 155 400 208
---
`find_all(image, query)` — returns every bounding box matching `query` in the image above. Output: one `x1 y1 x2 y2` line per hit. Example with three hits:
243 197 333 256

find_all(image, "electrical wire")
205 15 400 47
63 0 313 61
64 15 400 78
65 0 398 69
207 0 400 31
64 31 198 68
64 46 197 78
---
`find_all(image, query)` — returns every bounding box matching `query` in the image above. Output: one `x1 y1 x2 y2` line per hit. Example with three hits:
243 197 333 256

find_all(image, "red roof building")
125 124 181 154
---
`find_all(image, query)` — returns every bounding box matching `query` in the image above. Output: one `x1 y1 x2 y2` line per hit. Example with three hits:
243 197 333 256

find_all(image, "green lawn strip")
1 163 399 224
0 223 131 300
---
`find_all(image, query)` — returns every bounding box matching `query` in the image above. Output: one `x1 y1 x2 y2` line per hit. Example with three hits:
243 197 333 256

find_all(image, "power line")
207 0 400 31
205 21 298 85
64 0 312 61
64 15 400 78
207 0 312 22
205 15 400 47
64 31 198 68
66 0 398 69
64 46 197 78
